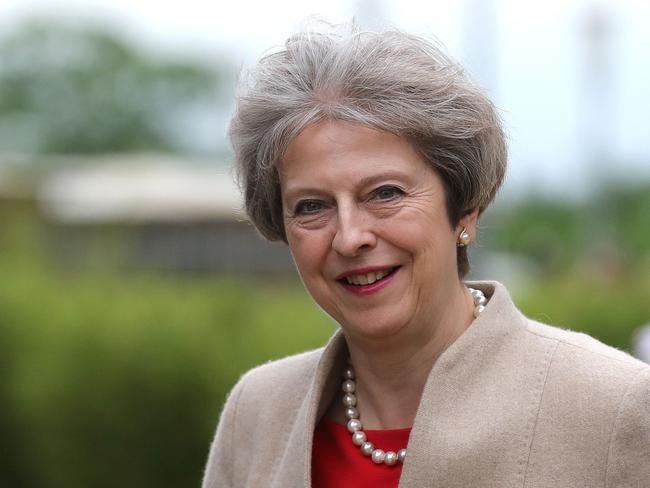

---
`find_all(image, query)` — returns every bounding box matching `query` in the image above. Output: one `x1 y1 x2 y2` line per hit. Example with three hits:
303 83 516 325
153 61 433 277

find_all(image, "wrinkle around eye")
367 200 403 219
285 209 332 230
365 190 405 217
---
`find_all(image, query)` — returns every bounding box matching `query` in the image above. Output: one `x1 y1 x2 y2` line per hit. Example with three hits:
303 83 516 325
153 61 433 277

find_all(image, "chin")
339 313 411 341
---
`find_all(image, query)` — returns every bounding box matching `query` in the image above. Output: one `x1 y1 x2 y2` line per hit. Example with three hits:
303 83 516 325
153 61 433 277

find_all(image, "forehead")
279 120 428 187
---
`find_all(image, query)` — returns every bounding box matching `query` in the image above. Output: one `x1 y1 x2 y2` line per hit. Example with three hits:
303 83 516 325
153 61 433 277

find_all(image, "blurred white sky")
1 0 649 200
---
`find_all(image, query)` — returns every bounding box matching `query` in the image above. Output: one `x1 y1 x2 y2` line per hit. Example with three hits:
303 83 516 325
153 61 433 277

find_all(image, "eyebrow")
355 170 412 188
282 169 413 202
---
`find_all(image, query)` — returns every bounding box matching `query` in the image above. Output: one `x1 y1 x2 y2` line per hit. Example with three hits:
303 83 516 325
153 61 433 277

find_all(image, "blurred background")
0 0 648 486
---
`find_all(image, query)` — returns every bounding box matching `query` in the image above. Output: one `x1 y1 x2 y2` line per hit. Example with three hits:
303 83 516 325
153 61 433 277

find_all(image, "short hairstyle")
229 25 507 277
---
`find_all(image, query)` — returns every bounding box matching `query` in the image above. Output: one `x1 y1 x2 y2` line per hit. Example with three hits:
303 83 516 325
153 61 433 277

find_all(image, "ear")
456 208 480 241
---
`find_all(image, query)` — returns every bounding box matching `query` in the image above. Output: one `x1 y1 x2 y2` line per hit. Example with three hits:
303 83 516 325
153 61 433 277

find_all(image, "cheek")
380 208 450 243
382 214 456 266
287 228 329 274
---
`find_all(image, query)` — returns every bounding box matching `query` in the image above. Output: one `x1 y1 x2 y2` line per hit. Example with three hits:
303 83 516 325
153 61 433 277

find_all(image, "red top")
312 417 412 488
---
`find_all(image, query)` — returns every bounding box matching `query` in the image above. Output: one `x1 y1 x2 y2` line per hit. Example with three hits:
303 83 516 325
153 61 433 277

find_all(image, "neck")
339 281 476 429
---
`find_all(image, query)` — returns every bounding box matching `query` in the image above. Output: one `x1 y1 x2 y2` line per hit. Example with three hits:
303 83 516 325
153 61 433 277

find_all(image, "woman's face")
279 120 477 340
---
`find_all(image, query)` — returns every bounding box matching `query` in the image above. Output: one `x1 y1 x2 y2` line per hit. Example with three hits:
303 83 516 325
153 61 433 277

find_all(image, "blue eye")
373 185 404 201
295 200 323 215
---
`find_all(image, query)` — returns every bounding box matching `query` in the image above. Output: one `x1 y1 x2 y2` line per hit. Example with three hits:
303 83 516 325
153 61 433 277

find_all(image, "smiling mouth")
339 267 400 286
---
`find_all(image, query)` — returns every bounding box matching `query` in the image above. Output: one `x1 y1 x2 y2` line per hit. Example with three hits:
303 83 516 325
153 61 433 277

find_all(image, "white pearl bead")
352 431 366 446
342 367 355 379
474 304 485 318
344 407 359 419
371 449 386 464
342 380 355 393
341 362 410 468
384 451 398 465
475 295 487 306
342 393 357 407
347 419 362 433
470 289 483 298
360 442 374 456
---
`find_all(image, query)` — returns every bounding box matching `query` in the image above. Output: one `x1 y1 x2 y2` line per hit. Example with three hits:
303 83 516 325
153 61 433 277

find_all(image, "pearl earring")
457 227 470 247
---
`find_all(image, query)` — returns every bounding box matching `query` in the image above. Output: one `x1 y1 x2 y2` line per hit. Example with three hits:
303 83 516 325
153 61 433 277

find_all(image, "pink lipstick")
337 266 400 296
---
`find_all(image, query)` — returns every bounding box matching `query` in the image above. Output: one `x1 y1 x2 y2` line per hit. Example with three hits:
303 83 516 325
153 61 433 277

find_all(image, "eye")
294 199 324 215
372 185 404 201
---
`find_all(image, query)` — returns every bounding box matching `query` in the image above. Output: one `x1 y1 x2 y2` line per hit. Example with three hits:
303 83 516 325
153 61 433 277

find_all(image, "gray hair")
229 26 507 277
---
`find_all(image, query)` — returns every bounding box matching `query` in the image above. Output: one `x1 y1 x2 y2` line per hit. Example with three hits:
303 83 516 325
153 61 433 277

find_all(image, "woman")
203 27 649 487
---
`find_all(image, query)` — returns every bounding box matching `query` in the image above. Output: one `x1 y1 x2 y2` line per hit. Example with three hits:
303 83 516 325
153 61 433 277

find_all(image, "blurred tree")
485 198 587 275
483 179 650 277
0 20 233 155
602 182 650 262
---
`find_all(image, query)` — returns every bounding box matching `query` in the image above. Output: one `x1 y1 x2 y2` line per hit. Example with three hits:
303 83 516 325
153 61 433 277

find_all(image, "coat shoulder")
202 347 328 487
520 319 650 485
525 318 648 372
235 347 325 404
522 318 649 413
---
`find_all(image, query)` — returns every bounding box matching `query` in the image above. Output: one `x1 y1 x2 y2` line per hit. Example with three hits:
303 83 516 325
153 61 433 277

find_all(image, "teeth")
345 269 391 286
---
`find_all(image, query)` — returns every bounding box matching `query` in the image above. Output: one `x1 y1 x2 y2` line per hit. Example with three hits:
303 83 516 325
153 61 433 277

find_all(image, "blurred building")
1 154 295 274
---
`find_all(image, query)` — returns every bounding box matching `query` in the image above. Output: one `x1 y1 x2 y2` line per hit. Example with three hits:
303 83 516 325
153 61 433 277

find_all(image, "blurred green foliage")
601 183 650 259
484 182 650 277
485 198 586 272
0 201 335 487
0 21 232 155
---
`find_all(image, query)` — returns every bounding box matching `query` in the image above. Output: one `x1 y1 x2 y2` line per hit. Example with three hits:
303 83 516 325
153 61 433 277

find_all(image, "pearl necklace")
340 286 488 466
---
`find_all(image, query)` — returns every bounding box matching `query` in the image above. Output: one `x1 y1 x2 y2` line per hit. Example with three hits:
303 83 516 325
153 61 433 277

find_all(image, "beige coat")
202 281 650 487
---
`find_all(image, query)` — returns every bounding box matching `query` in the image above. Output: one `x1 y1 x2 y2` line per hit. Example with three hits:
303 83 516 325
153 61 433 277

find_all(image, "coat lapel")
399 281 556 487
271 331 348 488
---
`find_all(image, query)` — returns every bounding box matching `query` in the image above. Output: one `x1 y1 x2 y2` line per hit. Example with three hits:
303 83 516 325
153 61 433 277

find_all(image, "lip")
335 266 397 280
337 266 400 296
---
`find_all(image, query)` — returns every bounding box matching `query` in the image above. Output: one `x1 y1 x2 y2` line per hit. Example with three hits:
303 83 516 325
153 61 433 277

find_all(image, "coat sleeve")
605 366 650 487
201 374 250 488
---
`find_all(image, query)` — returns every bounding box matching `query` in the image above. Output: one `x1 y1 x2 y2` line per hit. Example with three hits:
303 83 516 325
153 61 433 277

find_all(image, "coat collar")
286 281 546 487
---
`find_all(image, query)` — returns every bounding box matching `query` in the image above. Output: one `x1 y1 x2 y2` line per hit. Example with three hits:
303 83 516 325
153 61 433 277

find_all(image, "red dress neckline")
312 416 412 488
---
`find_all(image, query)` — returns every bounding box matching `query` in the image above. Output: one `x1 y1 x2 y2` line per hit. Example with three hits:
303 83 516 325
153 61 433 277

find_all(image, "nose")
331 204 377 257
